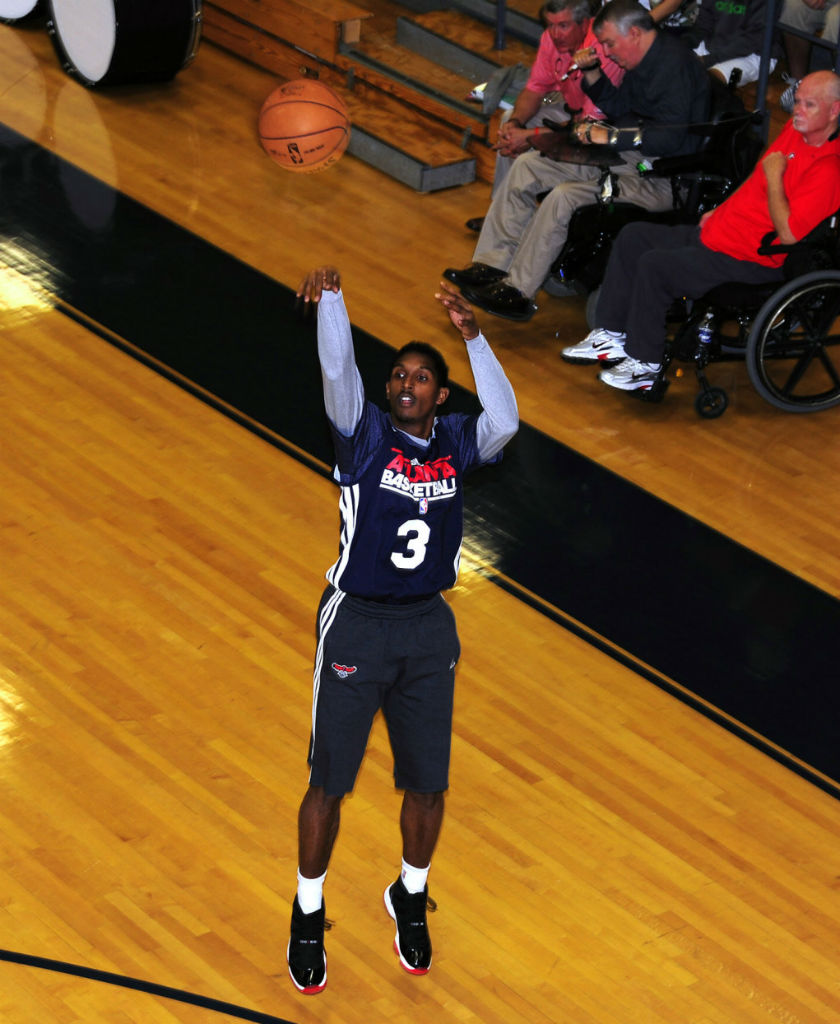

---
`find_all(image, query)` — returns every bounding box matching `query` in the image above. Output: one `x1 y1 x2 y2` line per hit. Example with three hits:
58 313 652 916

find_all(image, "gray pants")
474 148 674 299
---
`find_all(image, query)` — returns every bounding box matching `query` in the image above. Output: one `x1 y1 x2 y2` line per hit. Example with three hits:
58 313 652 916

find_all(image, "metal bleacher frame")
756 0 840 140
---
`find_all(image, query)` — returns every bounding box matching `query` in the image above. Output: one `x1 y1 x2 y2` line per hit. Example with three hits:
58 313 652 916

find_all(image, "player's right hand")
296 266 341 305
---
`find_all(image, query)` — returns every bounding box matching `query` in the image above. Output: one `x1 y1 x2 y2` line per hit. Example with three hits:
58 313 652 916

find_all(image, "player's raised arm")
435 282 518 461
298 265 364 436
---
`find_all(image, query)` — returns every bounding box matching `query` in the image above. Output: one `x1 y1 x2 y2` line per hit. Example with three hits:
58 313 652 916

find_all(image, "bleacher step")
342 86 477 191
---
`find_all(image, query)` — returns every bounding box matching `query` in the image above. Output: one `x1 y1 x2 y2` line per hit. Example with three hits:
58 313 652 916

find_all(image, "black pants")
596 222 785 364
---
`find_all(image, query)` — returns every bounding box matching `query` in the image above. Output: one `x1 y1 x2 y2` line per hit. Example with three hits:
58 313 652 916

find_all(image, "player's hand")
296 266 341 306
436 280 479 340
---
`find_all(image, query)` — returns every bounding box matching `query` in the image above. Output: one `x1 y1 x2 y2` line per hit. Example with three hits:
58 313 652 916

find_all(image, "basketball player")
287 267 518 993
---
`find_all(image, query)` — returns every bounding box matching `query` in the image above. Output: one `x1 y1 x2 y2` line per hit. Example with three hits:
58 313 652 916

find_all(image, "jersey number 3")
391 519 431 570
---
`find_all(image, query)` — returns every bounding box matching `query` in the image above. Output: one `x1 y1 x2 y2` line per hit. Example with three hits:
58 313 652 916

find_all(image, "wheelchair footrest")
633 374 670 403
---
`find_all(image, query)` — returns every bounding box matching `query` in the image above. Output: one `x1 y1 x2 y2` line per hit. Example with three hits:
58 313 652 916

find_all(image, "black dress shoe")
460 281 537 322
443 262 506 288
465 217 485 232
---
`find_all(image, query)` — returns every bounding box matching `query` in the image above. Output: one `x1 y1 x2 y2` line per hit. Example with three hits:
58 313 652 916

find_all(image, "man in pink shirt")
561 71 840 393
465 0 623 230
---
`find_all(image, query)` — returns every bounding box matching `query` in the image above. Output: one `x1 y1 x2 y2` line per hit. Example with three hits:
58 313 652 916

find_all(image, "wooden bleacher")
202 0 544 190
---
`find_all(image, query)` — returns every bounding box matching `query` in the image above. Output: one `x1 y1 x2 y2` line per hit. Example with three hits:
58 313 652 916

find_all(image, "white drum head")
0 0 40 17
50 0 116 84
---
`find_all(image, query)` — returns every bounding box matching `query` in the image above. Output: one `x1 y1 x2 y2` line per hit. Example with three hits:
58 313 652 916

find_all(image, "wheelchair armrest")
648 152 722 178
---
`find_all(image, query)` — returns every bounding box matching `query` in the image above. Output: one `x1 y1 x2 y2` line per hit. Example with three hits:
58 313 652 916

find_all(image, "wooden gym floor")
1 18 839 1024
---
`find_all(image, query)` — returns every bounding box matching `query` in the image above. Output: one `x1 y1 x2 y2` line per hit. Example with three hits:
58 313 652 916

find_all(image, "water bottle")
697 311 714 347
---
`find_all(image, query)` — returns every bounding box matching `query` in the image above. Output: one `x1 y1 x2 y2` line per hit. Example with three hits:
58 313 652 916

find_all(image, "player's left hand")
436 280 479 340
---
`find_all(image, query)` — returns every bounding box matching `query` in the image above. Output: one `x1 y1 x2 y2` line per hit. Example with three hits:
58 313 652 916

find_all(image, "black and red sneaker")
287 896 327 994
383 878 432 974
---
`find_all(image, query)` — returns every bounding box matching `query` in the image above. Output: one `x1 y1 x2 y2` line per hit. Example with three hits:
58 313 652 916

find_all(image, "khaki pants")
473 148 674 299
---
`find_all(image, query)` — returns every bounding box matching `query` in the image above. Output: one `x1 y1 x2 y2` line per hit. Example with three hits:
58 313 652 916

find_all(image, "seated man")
560 71 840 393
444 0 710 322
683 0 778 86
467 0 623 230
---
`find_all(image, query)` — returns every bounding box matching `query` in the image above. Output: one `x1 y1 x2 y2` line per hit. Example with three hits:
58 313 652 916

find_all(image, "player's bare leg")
287 786 341 994
384 790 444 975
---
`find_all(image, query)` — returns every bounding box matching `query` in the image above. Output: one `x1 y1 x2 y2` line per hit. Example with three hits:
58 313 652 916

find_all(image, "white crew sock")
400 858 430 894
296 868 327 914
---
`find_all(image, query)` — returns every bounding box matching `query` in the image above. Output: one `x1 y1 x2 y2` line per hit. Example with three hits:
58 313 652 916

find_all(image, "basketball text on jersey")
379 449 458 506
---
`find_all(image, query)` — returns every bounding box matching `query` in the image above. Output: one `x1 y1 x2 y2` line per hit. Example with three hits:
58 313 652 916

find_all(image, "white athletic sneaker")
780 73 799 115
598 356 662 391
561 328 627 365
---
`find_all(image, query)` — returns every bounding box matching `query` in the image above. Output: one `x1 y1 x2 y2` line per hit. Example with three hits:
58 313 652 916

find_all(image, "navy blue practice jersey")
325 402 499 600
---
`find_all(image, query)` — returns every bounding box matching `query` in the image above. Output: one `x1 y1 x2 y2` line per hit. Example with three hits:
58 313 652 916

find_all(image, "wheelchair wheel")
746 270 840 413
695 387 728 418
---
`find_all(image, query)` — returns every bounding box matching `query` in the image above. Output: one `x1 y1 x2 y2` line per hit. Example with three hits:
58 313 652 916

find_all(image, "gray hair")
541 0 592 26
593 0 655 34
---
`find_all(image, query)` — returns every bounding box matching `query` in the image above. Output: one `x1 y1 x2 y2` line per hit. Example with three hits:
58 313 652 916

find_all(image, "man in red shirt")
561 70 840 392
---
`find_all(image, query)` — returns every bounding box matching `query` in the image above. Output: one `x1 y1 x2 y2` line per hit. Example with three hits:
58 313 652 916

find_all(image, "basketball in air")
258 79 350 173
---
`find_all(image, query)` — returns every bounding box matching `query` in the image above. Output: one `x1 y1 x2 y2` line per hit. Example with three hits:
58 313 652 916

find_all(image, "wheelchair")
651 214 840 418
550 73 764 294
549 76 840 418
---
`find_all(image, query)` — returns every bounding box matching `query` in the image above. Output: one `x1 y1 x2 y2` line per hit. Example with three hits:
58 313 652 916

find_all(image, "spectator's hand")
436 281 479 340
762 150 788 184
572 46 599 70
297 266 341 305
802 0 826 10
494 124 532 156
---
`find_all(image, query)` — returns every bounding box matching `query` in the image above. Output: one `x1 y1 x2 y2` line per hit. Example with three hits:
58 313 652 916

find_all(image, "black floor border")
488 574 840 801
3 119 839 791
55 302 840 802
0 949 298 1024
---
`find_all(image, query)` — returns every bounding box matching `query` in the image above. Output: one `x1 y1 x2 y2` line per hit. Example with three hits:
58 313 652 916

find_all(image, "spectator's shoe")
384 878 432 974
780 74 800 114
598 356 663 392
443 262 506 288
287 897 327 994
460 281 537 321
561 328 627 365
465 217 485 232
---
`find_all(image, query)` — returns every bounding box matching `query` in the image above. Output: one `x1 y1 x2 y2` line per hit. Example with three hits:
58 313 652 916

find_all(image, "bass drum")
0 0 42 23
45 0 201 88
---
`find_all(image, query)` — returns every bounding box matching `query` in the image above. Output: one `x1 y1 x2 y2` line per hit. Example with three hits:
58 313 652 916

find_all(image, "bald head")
791 71 840 146
801 70 840 104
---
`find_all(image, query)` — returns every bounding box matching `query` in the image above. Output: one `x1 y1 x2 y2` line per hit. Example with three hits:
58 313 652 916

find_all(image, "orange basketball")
258 79 350 173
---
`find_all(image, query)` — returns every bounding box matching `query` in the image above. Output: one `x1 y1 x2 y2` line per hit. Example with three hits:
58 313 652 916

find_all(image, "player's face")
386 354 450 438
595 22 641 69
544 10 586 54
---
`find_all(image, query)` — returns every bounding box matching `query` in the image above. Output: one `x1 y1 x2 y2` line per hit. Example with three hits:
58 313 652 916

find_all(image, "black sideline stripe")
0 949 298 1024
2 121 839 793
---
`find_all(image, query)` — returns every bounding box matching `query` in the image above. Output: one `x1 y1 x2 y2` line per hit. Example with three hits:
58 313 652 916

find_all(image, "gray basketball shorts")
307 586 460 797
